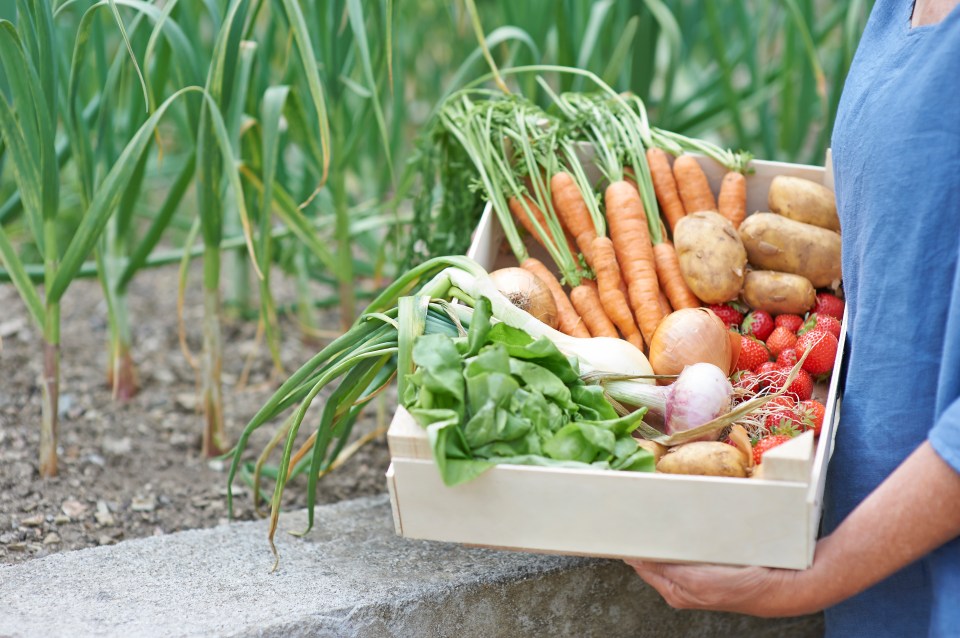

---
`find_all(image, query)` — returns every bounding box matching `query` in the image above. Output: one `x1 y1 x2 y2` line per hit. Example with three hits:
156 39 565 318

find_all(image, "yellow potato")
673 211 748 304
738 213 842 288
742 270 816 315
656 441 747 478
768 175 840 232
635 439 668 463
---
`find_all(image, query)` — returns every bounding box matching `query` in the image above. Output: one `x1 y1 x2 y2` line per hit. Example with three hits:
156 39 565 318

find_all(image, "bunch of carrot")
436 88 751 356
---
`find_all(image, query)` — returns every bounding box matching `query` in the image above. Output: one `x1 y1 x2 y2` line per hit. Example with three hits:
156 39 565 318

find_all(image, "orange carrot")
551 171 596 264
658 288 673 318
673 154 717 214
646 148 687 233
521 258 589 338
570 281 618 339
603 180 665 346
590 236 645 350
509 196 578 258
718 171 747 228
652 241 701 310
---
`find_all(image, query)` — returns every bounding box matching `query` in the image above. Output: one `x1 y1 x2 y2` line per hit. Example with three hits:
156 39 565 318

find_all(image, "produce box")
385 155 844 570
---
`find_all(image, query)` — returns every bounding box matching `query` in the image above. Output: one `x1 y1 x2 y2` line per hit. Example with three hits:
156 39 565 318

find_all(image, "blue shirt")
826 1 960 635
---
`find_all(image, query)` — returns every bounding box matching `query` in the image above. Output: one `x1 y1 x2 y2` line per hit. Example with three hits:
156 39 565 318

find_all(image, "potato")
673 211 748 304
738 213 842 288
742 270 816 315
635 439 668 463
768 175 840 232
656 441 747 478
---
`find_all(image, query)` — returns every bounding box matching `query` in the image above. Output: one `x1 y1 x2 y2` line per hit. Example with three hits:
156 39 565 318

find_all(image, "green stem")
39 305 60 479
40 219 60 478
201 244 226 457
332 161 355 332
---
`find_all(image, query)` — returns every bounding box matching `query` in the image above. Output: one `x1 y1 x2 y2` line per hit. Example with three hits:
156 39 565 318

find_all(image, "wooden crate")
386 155 844 570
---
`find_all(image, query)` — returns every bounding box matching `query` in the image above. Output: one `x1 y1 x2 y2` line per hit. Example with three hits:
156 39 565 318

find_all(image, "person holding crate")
628 1 960 635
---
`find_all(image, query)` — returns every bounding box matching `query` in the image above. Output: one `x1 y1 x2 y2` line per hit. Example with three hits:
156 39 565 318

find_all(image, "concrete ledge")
0 494 823 637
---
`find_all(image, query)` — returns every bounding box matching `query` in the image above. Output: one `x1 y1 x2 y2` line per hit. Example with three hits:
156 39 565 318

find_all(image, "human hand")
625 559 805 618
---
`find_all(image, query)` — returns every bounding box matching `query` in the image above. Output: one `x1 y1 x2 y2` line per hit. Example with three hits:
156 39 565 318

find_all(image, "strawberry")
762 396 797 431
797 400 827 436
772 368 814 401
741 310 774 341
812 314 842 339
798 313 842 339
814 292 845 320
776 348 798 369
753 434 793 465
795 329 839 376
708 303 744 329
756 361 780 378
732 370 760 395
774 314 804 333
766 326 798 357
734 335 771 373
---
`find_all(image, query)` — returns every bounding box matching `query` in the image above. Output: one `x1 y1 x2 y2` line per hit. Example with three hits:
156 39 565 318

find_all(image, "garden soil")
0 266 391 565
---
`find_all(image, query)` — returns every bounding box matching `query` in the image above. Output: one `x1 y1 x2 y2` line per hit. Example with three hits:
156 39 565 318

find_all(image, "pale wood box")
386 156 844 570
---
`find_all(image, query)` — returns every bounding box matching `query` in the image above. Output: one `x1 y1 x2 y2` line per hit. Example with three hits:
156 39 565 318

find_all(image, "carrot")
551 171 596 264
590 236 645 350
673 154 717 214
520 258 589 338
652 241 701 310
718 171 747 229
570 281 618 339
646 148 687 233
603 180 665 346
509 195 578 258
658 288 673 318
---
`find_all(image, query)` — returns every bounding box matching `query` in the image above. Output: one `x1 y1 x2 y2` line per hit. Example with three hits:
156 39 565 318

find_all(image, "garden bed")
0 265 391 565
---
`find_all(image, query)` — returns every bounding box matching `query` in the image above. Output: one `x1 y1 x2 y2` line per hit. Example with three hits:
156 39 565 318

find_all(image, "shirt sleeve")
930 399 960 475
927 229 960 475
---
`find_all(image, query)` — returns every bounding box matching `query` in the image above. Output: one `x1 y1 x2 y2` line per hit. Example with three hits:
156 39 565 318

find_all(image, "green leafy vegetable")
403 297 654 485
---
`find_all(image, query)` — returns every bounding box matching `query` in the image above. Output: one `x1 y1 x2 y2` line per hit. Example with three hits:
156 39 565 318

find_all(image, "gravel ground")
0 266 392 565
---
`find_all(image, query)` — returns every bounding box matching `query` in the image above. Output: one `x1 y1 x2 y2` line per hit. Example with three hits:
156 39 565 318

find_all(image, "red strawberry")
798 313 842 339
766 326 798 357
795 329 839 376
814 292 845 320
776 348 799 369
734 336 771 373
774 314 804 333
732 371 760 395
762 395 797 431
753 434 793 465
781 369 813 401
812 314 842 339
797 400 827 436
741 310 774 341
761 367 813 401
708 303 744 328
756 361 780 380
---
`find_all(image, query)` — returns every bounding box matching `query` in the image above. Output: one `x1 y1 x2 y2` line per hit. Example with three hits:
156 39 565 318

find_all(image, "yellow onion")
489 267 558 329
648 307 732 378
